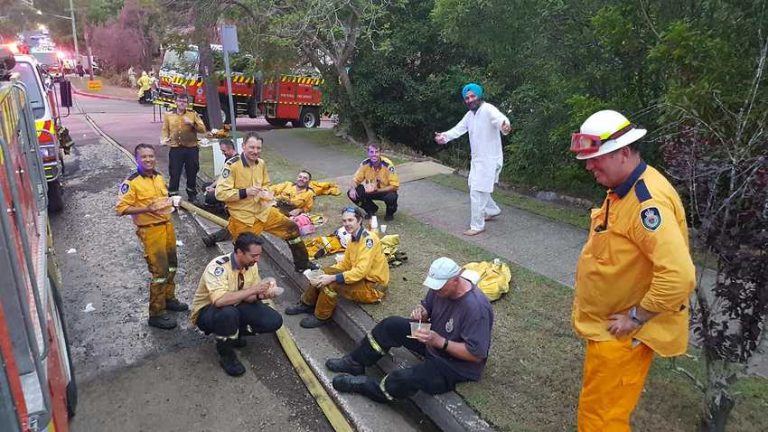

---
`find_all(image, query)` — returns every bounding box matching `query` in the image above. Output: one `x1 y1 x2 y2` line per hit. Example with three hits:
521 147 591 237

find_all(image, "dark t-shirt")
421 284 494 380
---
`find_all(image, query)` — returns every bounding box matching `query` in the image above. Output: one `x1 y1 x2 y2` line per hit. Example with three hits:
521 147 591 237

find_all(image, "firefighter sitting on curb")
326 257 493 402
285 207 388 328
116 143 189 330
347 142 399 221
215 132 317 272
201 138 238 247
190 233 283 377
270 169 316 217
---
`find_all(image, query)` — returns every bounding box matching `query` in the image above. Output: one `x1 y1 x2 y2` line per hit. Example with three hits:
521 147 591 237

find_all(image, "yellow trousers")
227 207 300 241
578 339 654 432
301 280 384 320
136 222 178 316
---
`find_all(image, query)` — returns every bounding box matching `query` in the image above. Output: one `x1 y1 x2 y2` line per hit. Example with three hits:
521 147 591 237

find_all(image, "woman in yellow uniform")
286 207 388 328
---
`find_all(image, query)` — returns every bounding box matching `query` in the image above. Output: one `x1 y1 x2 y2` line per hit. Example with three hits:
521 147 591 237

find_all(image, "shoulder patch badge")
222 168 230 179
641 207 662 231
366 238 374 249
213 266 225 276
119 183 129 194
388 166 395 173
445 317 454 334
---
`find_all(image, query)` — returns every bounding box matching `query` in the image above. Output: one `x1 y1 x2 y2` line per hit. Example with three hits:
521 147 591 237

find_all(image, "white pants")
470 190 501 231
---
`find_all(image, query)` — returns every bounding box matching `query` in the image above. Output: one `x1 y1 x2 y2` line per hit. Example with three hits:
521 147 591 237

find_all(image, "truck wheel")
298 107 319 128
266 118 288 127
48 179 64 213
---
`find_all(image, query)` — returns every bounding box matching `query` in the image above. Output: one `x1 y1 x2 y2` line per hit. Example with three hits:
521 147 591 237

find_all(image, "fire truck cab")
0 48 77 432
158 45 324 129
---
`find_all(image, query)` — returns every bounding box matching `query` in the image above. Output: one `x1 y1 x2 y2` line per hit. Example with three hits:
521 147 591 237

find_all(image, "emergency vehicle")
8 45 73 212
158 45 324 128
0 47 77 432
29 49 64 83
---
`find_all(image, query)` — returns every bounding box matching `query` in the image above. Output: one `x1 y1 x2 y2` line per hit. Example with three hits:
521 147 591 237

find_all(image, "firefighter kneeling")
285 207 388 328
325 257 493 402
190 233 283 376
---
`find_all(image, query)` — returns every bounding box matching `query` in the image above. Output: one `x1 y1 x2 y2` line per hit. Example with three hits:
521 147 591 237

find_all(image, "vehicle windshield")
11 61 46 119
31 51 58 66
161 49 198 72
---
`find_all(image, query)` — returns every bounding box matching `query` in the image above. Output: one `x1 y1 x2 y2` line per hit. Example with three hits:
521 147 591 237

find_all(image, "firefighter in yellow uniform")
162 92 206 202
270 169 316 216
215 133 316 272
116 144 189 330
286 207 388 328
569 110 696 431
347 143 399 221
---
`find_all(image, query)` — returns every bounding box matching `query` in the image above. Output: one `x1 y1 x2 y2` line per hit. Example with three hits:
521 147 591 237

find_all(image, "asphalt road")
54 95 332 431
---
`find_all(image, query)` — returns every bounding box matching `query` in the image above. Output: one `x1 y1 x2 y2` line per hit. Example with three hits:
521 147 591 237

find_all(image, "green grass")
260 144 768 431
283 129 407 165
431 172 591 231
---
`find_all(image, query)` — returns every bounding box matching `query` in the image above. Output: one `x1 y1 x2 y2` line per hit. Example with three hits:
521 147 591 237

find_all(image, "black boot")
285 302 314 315
216 339 245 376
148 313 177 330
288 240 318 272
203 228 230 247
165 299 189 312
326 355 365 375
332 375 390 403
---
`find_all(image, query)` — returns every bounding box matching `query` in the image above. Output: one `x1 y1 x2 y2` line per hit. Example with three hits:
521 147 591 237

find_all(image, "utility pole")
68 0 80 61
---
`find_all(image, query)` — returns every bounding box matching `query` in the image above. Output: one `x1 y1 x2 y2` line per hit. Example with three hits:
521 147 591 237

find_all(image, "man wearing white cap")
570 110 695 430
435 83 512 236
326 257 494 403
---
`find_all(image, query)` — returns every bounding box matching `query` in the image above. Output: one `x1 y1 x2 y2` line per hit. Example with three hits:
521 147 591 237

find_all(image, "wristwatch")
629 307 646 326
441 338 450 351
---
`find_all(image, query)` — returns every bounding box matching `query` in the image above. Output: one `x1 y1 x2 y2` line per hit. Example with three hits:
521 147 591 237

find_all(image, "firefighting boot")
147 313 177 330
202 228 231 247
300 315 330 328
325 355 365 375
332 375 390 403
165 299 189 312
285 302 315 316
287 239 318 272
216 339 245 377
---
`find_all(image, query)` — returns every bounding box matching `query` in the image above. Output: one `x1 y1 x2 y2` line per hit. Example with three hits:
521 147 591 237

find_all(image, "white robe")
442 102 509 193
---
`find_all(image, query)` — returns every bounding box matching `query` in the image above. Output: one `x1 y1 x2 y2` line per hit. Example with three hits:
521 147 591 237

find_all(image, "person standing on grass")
434 83 512 236
569 109 696 431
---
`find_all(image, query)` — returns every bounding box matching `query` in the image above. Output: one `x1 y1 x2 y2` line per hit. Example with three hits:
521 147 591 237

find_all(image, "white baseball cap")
423 257 462 290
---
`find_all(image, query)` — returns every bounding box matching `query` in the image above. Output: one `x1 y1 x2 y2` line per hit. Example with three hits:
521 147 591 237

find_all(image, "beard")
466 99 482 111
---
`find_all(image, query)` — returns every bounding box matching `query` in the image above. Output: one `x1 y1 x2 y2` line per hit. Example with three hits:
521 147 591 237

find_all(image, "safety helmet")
570 110 647 160
336 227 352 248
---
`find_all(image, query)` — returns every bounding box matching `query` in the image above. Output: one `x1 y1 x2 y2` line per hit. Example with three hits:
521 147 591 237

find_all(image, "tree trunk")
195 31 223 130
336 63 375 142
700 357 736 432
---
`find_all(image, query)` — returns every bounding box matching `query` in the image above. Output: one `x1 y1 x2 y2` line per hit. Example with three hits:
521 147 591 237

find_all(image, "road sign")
87 80 102 91
221 24 239 53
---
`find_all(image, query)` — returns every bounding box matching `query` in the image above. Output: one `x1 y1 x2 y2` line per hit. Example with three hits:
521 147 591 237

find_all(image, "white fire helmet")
570 110 647 160
336 226 352 248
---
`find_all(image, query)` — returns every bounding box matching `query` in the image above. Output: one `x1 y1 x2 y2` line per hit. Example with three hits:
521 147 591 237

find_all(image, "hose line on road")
83 110 355 432
179 201 354 432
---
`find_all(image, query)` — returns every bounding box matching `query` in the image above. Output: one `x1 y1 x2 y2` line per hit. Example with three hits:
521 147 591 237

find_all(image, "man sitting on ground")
326 257 493 402
190 232 283 376
347 143 399 221
202 139 238 247
270 170 316 217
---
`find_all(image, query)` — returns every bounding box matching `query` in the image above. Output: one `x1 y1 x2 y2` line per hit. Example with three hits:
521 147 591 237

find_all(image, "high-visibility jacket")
353 157 400 190
215 154 272 225
324 226 389 287
270 181 315 212
161 110 206 148
572 162 696 357
190 253 261 324
115 170 171 227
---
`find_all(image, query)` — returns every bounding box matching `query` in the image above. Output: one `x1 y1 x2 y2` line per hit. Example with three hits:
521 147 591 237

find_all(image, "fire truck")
158 45 324 128
0 48 77 432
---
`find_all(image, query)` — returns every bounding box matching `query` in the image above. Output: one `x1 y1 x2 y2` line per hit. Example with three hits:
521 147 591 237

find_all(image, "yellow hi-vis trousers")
227 207 300 241
301 280 384 320
577 339 654 432
136 222 178 316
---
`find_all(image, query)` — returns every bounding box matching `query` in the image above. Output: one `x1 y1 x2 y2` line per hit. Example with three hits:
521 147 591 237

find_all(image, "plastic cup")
408 321 431 339
380 225 387 234
171 196 182 207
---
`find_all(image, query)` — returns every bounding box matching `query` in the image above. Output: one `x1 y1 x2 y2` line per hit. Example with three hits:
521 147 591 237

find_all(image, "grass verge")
261 144 768 431
282 129 407 165
69 76 136 99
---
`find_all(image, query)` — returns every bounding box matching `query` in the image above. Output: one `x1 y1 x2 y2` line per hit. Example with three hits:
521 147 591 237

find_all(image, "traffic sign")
87 80 102 91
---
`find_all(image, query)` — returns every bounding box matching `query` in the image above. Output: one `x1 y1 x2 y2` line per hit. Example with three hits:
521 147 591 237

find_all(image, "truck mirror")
59 80 73 108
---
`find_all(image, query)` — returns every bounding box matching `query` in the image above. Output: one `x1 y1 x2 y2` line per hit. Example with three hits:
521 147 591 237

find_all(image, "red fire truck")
0 49 77 432
158 45 324 128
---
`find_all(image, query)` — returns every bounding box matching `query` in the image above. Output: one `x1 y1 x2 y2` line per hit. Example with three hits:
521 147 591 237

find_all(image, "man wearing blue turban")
435 83 512 236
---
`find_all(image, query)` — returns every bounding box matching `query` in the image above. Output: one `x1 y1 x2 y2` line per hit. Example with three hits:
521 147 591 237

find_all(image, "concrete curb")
72 87 135 102
259 235 494 432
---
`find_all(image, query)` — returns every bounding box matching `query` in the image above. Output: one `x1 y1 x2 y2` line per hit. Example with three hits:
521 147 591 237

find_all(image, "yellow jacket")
572 163 696 357
190 253 261 324
215 154 272 225
323 226 389 287
353 157 400 190
115 170 171 227
270 181 315 212
161 110 206 148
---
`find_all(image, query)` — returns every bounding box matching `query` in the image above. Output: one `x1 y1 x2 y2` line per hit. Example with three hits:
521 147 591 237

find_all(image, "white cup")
171 196 182 207
370 215 379 230
409 321 431 338
380 225 387 234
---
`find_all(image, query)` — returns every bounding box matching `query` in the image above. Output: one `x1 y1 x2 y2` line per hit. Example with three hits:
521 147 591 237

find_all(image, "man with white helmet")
570 110 696 430
435 83 512 236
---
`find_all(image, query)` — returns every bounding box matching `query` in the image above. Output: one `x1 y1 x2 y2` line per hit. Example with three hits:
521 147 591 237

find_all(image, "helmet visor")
570 122 635 156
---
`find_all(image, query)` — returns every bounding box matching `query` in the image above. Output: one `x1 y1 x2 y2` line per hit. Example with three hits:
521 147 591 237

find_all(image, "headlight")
39 145 57 162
